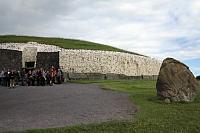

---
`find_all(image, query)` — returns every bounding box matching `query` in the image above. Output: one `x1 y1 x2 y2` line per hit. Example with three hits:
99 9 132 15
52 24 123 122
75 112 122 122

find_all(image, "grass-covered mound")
11 80 200 133
0 35 143 56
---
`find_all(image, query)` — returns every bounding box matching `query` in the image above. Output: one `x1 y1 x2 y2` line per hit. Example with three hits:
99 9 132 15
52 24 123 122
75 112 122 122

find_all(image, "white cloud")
0 0 200 74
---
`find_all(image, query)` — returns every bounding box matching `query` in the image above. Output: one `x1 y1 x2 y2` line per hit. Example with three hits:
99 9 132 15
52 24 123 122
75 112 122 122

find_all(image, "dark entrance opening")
0 49 22 70
36 52 59 69
25 62 35 69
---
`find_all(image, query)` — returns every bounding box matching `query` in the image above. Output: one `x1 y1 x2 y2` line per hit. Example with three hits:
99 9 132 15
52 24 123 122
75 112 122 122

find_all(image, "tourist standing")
36 69 41 86
0 69 4 86
9 70 15 88
31 70 36 86
50 66 56 85
15 71 21 86
56 69 62 84
27 70 32 86
21 69 26 86
5 69 10 87
46 70 51 85
41 69 46 86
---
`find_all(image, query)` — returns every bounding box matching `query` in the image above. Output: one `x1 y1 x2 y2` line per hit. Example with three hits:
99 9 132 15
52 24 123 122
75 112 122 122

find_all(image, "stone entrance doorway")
22 47 59 69
25 61 35 69
22 47 37 68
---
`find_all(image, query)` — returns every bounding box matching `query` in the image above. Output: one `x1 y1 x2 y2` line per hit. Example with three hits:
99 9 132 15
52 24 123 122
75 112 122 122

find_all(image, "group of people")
0 66 64 88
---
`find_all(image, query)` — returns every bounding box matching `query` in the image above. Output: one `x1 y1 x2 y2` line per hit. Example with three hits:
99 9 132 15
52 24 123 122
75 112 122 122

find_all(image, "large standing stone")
156 58 198 102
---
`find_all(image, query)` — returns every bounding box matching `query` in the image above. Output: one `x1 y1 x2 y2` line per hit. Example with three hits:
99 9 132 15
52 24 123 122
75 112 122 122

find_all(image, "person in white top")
0 69 5 86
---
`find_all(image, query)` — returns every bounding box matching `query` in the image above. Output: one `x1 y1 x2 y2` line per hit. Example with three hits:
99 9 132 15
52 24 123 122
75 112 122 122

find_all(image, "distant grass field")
0 35 143 56
9 80 200 133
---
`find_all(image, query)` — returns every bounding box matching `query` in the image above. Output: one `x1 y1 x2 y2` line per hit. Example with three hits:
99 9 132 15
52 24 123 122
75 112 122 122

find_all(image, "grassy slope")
0 35 143 56
9 80 200 133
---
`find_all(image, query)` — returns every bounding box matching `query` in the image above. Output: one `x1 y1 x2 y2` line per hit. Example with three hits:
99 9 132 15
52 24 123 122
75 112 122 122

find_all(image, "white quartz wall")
59 49 161 76
0 42 161 76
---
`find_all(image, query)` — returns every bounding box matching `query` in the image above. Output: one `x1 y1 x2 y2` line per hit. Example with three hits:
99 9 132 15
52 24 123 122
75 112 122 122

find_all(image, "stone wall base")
64 72 158 81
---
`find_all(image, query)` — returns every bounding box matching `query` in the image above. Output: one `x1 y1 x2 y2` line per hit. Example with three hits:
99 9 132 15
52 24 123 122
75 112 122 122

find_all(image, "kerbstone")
156 58 198 102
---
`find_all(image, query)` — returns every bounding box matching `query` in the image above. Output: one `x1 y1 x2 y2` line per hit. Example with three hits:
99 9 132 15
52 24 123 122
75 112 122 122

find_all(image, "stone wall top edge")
0 42 161 61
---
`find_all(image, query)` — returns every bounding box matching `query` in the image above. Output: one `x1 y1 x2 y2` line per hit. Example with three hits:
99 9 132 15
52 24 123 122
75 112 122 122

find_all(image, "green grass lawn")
7 80 200 133
0 35 143 56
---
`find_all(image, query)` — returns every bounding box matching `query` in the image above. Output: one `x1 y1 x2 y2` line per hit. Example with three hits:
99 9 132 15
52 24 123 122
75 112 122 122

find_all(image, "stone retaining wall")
0 42 161 76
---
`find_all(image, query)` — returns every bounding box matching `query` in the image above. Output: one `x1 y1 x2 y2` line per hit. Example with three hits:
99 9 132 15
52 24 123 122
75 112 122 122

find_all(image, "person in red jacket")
50 66 57 85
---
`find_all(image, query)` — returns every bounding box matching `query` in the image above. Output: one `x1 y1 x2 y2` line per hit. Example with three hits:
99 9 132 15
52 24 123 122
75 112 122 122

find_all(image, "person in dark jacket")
31 70 36 86
46 70 51 86
21 69 26 86
5 69 10 87
36 69 40 86
9 70 15 88
56 69 63 84
27 70 32 86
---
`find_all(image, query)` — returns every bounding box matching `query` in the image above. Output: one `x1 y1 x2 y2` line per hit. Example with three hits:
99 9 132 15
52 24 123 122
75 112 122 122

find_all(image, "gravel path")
0 83 137 132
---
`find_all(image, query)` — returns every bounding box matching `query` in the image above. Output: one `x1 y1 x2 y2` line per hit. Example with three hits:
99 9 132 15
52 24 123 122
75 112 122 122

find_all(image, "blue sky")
0 0 199 76
183 59 200 76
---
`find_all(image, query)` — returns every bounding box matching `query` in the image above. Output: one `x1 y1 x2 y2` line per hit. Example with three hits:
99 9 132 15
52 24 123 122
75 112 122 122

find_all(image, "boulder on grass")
156 58 198 102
